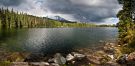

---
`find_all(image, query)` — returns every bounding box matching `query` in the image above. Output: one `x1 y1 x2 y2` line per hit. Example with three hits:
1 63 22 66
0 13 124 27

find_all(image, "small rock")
105 61 121 66
99 40 104 43
11 62 29 66
117 54 128 64
87 55 102 64
66 54 74 61
87 51 111 64
41 62 50 66
72 61 75 64
110 43 115 45
51 63 60 66
118 45 121 47
108 55 114 60
104 46 115 54
48 58 55 63
72 52 85 59
29 62 50 66
29 62 41 66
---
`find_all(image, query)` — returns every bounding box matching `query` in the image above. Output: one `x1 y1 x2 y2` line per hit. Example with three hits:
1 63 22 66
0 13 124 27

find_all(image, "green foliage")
117 0 135 45
0 61 11 66
120 46 135 54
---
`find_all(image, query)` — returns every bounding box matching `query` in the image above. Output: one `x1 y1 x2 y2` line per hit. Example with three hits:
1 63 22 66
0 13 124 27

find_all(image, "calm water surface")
0 27 118 54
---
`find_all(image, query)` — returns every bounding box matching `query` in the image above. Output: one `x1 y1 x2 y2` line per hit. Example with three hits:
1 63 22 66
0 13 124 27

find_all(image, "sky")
0 0 122 24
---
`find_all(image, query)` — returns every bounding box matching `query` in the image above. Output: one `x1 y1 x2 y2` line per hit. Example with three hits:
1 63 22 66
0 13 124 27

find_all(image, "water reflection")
0 28 118 54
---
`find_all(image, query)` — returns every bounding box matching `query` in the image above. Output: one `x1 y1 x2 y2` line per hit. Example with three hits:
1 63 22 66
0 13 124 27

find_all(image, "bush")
0 61 11 66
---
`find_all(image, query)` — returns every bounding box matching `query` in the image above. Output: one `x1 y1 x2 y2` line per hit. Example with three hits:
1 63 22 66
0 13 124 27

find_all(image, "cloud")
41 0 122 23
0 0 122 24
98 17 119 25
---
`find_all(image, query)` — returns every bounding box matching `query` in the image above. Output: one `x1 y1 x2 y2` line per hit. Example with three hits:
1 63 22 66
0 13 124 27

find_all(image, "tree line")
0 7 96 29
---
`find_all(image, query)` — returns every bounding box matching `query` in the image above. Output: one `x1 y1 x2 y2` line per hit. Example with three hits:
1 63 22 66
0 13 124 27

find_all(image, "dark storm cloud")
42 0 122 22
0 0 25 6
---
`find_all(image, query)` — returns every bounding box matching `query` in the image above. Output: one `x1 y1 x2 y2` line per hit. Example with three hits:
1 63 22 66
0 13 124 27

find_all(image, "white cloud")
98 17 119 25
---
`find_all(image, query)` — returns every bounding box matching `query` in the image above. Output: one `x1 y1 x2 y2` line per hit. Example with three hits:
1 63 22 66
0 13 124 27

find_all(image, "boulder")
66 54 74 61
54 53 66 65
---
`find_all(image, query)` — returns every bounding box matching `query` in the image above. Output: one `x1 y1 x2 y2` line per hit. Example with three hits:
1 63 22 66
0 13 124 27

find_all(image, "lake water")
0 27 118 54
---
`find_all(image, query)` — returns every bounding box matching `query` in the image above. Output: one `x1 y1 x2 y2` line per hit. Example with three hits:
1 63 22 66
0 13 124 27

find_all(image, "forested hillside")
0 8 96 29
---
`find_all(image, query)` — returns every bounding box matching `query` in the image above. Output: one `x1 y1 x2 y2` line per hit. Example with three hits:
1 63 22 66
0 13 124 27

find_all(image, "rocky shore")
1 42 135 66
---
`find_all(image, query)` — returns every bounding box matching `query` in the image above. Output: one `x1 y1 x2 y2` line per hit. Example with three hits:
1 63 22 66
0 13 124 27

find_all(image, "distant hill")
50 16 77 23
54 16 67 21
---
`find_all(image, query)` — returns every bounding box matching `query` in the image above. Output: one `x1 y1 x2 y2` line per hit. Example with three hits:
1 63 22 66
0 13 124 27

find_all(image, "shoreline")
1 42 135 66
0 42 121 66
